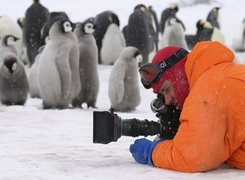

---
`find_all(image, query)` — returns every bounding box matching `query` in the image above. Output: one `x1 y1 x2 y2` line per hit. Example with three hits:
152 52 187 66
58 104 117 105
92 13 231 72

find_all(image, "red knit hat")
151 46 189 109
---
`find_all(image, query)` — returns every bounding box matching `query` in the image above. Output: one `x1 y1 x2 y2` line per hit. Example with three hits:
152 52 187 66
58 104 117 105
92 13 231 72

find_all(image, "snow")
0 0 245 179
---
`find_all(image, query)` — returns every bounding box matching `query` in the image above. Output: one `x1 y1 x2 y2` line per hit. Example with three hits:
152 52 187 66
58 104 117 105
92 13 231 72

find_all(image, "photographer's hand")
129 138 164 166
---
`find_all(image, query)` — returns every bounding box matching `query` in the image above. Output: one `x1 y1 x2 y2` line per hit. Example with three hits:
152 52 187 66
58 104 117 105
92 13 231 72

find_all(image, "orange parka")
152 41 245 172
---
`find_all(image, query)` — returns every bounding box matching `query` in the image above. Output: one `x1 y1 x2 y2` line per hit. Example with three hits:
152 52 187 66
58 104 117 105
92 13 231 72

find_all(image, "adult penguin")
126 4 154 65
38 19 81 109
100 23 126 65
185 19 225 50
0 39 29 105
23 0 50 65
159 17 188 49
93 11 120 63
206 7 221 29
72 20 99 108
108 46 142 112
160 4 185 35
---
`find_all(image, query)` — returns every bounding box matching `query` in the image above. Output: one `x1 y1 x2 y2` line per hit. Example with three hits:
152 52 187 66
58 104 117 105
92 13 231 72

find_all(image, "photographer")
129 41 245 172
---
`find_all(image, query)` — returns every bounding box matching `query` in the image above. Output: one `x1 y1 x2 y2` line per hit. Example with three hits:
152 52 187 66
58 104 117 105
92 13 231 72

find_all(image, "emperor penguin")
160 4 185 35
159 17 188 49
0 35 19 55
38 19 81 109
232 18 245 52
195 19 225 44
125 4 154 65
23 0 50 65
206 7 221 29
28 46 44 98
0 50 29 105
72 20 99 108
0 16 25 63
100 23 126 65
93 11 120 63
41 11 70 44
185 19 225 50
108 46 142 112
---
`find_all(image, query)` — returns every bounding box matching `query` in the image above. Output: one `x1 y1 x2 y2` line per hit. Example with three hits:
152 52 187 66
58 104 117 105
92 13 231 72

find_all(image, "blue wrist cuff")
147 139 164 166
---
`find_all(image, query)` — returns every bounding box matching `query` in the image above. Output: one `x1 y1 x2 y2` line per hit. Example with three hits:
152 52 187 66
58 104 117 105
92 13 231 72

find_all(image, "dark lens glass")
139 63 161 87
139 66 158 82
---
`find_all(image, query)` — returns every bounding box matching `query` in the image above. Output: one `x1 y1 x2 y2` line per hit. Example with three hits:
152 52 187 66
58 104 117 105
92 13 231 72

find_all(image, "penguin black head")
84 17 96 32
84 22 96 34
3 35 19 46
171 4 179 12
59 20 76 33
108 12 120 26
4 57 17 74
134 50 143 65
196 19 212 31
75 20 96 36
134 4 148 12
33 0 39 4
213 7 220 12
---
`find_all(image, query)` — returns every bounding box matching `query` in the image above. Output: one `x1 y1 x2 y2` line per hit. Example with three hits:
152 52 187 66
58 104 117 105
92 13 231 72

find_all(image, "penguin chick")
0 34 19 56
0 54 29 105
28 45 44 98
72 20 99 108
38 19 81 109
108 46 142 112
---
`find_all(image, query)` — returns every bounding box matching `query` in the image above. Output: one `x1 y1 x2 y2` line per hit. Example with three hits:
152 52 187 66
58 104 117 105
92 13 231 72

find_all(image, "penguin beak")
4 57 17 74
71 22 76 32
14 37 20 41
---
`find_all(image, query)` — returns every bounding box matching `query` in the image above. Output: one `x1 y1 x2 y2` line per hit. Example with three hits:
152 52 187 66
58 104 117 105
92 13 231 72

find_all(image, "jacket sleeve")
151 86 230 172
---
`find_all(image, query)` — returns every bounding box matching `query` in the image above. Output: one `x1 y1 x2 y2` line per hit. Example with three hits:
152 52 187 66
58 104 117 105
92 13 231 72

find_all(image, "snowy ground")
1 65 244 180
0 0 244 179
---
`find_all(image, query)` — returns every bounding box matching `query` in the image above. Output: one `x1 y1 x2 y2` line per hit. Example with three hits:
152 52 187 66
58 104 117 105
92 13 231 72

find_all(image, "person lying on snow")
129 41 245 172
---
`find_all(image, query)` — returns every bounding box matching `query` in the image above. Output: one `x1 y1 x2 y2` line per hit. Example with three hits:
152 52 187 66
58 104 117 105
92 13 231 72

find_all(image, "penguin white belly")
28 59 41 98
38 49 62 105
211 27 225 44
101 24 126 65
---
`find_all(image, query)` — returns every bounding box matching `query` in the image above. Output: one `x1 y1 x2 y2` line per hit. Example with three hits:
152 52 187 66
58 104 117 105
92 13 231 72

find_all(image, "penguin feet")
72 98 83 108
87 102 97 109
1 100 25 106
42 102 52 109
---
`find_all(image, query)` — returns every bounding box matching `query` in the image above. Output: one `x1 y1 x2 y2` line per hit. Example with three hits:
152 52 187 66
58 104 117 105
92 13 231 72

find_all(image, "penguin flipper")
109 64 125 105
55 55 72 99
115 79 125 104
114 65 126 104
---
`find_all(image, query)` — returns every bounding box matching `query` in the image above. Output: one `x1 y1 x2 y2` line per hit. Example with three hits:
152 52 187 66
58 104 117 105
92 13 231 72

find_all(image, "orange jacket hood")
185 41 234 88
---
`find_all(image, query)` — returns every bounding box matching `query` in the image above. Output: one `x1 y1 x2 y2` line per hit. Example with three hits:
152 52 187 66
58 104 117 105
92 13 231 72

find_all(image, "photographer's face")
158 80 179 108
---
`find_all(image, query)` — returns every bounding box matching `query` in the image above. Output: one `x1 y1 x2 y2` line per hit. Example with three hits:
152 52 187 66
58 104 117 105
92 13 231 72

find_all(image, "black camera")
93 96 181 144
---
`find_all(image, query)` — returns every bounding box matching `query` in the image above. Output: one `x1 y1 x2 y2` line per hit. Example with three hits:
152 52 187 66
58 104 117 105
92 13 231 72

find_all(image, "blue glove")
129 138 164 166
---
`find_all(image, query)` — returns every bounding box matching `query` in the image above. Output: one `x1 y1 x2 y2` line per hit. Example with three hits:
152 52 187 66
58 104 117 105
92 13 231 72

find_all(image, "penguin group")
0 0 243 112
